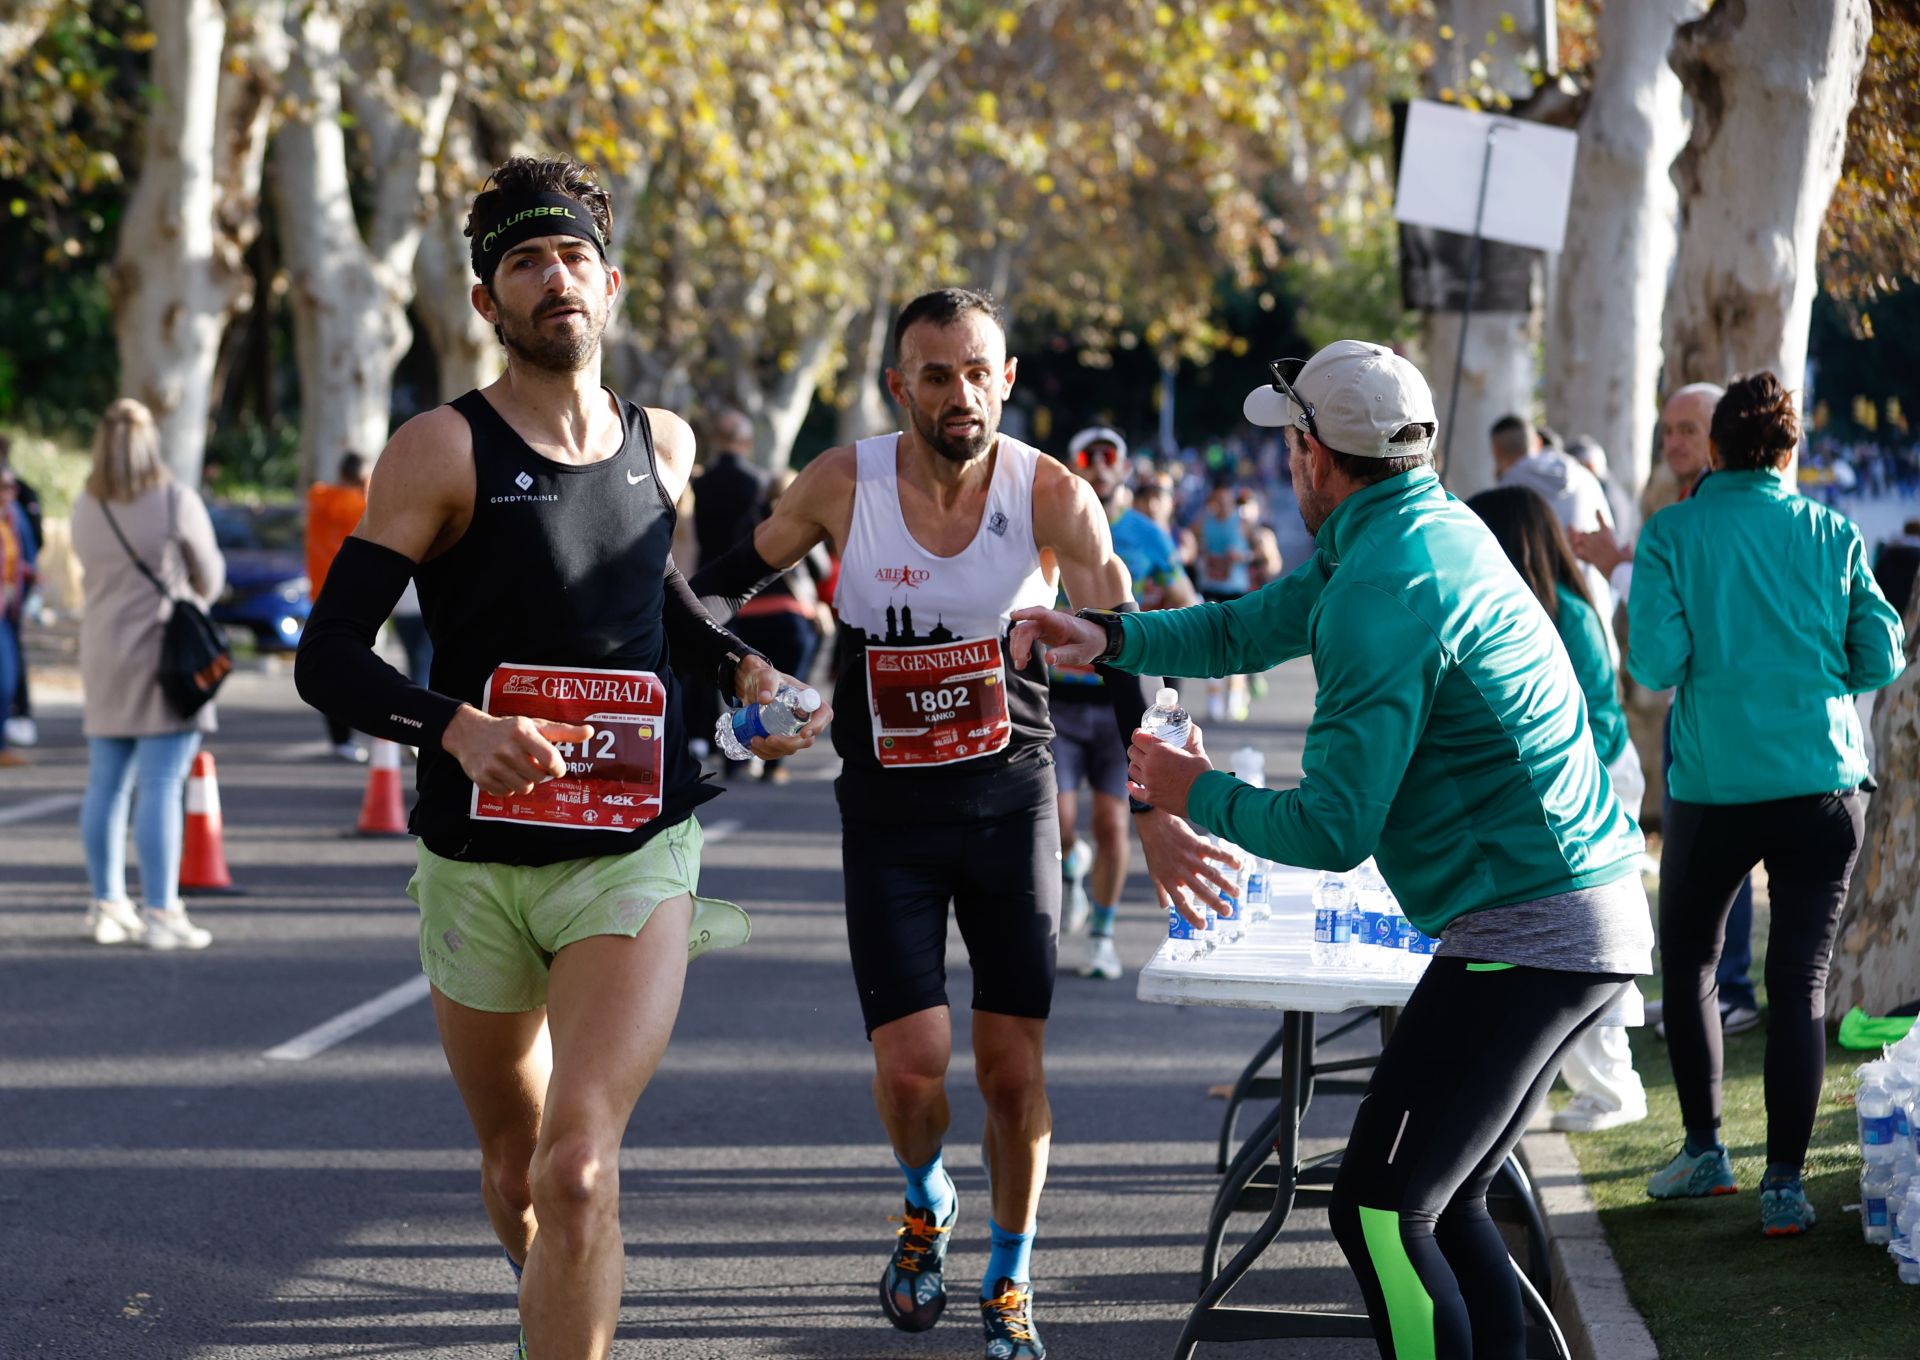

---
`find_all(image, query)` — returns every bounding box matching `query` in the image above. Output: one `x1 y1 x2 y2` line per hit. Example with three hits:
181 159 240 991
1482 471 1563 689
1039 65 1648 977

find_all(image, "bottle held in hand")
715 683 821 761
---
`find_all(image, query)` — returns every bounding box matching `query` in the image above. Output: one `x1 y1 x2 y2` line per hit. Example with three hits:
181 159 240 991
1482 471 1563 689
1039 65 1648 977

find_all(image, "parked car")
208 502 309 651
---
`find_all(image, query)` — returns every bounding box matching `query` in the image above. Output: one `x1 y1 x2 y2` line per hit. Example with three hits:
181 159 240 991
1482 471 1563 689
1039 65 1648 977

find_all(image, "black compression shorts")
840 769 1061 1036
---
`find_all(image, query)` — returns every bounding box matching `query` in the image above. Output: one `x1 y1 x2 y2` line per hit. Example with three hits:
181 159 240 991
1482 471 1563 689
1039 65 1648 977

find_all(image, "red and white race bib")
865 636 1011 768
470 663 667 832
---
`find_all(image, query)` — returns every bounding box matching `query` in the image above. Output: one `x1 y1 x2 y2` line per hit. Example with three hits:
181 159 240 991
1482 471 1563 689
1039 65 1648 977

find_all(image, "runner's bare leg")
872 1006 954 1166
520 895 693 1360
973 1012 1051 1233
432 994 552 1267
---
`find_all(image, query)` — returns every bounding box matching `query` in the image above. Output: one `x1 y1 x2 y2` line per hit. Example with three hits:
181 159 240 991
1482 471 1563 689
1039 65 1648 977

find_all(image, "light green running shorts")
408 816 750 1013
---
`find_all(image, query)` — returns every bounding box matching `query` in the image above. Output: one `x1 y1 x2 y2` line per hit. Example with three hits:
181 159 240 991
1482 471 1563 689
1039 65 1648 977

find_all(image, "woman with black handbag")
70 399 227 949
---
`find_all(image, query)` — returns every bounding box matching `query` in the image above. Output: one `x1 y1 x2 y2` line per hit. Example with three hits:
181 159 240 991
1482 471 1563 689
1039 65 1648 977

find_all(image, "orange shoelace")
982 1283 1036 1341
886 1208 952 1274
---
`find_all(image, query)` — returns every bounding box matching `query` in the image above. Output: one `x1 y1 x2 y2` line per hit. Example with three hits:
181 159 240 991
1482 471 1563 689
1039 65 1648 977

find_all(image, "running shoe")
142 905 213 951
513 1327 529 1358
87 897 146 945
1645 1145 1737 1199
880 1194 956 1332
1551 1091 1648 1133
1761 1182 1816 1236
1079 935 1122 981
980 1277 1046 1359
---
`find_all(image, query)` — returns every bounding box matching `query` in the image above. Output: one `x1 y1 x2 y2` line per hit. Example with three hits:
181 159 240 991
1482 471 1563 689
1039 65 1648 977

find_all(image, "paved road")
1 659 1386 1360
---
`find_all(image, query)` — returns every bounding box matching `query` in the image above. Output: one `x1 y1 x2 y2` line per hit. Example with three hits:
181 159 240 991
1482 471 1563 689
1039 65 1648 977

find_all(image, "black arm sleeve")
664 560 764 697
294 537 465 750
686 533 786 622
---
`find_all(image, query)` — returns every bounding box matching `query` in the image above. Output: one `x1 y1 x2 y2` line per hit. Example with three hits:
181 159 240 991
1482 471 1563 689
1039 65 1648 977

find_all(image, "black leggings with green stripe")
1329 957 1628 1360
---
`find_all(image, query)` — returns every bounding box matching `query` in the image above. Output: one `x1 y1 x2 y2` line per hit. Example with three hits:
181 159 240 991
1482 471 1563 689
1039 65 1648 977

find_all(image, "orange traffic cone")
179 749 240 894
356 738 410 837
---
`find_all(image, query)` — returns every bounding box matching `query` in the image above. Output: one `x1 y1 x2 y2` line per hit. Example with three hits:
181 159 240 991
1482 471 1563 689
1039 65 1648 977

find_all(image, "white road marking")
263 975 432 1061
262 817 739 1061
0 793 82 826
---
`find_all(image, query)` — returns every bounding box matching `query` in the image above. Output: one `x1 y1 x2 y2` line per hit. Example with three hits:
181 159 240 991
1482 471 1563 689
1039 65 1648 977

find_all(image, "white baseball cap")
1243 340 1437 459
1068 426 1128 459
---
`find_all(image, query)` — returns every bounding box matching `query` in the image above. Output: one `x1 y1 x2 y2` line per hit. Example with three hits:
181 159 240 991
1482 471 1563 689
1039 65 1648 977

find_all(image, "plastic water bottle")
1861 1065 1902 1169
1211 836 1244 947
1243 858 1272 926
715 683 821 760
1141 687 1192 749
1165 896 1202 964
1311 871 1354 967
1864 1164 1895 1244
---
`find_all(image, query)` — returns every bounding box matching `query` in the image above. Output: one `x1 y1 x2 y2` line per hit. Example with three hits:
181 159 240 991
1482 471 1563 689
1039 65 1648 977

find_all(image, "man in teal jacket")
1011 339 1651 1360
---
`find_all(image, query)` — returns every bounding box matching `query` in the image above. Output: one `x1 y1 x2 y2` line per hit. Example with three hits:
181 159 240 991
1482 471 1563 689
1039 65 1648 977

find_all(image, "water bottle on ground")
1864 1163 1895 1244
1311 871 1354 967
1141 687 1192 749
1861 1064 1902 1170
715 683 821 760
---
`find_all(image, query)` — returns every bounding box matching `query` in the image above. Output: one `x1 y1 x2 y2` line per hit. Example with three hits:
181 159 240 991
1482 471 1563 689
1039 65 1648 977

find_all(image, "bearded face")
891 311 1014 466
481 235 616 374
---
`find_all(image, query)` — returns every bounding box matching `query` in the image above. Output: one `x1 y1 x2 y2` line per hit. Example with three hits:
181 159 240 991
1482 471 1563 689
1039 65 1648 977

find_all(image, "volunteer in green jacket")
1627 371 1905 1235
1011 340 1651 1360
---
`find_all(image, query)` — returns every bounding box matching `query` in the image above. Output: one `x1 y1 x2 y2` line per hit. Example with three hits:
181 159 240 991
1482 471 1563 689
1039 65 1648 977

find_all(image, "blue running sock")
898 1149 956 1222
1090 904 1117 937
505 1247 524 1283
1684 1127 1723 1157
982 1217 1035 1295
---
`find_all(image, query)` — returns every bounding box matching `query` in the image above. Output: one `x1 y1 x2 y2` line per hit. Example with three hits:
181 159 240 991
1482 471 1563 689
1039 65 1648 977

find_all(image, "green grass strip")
1358 1205 1437 1360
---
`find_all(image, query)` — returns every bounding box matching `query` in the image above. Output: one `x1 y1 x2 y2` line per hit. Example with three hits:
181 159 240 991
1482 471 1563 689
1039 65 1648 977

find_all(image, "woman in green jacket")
1627 372 1906 1236
1469 484 1649 1135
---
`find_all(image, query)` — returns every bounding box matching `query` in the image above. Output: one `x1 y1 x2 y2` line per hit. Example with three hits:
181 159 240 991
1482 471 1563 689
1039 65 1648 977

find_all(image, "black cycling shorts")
840 774 1060 1036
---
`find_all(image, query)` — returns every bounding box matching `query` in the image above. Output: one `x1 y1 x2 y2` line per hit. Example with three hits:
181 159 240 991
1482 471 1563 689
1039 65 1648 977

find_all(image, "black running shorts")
840 771 1061 1036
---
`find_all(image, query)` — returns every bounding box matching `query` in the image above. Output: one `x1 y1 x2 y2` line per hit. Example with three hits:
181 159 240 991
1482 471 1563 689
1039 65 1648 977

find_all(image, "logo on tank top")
988 510 1008 537
514 471 534 490
874 563 931 588
489 467 559 505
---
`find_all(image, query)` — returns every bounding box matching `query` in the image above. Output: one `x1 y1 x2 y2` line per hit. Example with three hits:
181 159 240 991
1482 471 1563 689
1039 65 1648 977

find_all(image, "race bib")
866 635 1012 768
470 662 666 832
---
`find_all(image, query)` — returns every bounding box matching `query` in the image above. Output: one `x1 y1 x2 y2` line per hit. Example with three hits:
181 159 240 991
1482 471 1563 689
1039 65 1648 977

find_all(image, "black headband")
470 190 607 285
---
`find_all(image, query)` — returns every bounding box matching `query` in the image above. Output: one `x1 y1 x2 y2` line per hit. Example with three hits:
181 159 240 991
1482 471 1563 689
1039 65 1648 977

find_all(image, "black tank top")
411 389 719 865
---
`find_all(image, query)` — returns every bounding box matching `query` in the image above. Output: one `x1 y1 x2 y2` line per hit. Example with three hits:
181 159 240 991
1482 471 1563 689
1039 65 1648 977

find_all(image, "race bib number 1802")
471 662 666 831
866 636 1011 768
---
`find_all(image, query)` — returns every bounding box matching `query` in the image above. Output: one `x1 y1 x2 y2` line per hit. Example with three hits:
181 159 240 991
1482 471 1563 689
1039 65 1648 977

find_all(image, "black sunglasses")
1268 358 1320 446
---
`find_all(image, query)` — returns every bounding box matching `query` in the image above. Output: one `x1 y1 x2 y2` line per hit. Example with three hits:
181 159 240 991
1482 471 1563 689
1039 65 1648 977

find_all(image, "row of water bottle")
1309 860 1438 979
1856 1024 1920 1282
1145 690 1275 964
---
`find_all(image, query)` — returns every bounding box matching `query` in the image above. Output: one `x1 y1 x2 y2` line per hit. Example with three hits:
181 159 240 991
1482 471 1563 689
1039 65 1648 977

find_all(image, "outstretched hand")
1009 605 1106 668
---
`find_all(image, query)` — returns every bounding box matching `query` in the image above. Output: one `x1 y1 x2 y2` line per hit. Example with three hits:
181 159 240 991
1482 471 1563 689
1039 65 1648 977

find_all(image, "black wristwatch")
1073 608 1129 664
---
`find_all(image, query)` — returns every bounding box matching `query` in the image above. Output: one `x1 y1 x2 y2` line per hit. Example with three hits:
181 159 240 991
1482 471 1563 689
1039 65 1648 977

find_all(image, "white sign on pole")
1394 98 1579 254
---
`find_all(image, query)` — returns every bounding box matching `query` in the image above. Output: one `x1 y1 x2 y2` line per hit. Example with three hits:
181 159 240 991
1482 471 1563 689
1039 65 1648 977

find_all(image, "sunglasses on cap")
1268 358 1321 446
1072 443 1125 469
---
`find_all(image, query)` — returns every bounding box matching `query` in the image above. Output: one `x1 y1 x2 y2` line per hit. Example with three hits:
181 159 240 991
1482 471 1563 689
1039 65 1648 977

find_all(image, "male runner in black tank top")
295 156 827 1360
691 289 1237 1360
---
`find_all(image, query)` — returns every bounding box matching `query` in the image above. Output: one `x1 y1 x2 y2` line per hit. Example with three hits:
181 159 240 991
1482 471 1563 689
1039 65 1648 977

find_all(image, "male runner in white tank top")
691 289 1235 1360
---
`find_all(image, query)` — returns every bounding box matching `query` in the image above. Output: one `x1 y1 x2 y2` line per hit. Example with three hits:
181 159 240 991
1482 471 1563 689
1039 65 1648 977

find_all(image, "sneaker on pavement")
5 716 37 747
980 1277 1046 1360
1646 1145 1737 1200
513 1327 529 1359
86 897 146 945
1551 1092 1648 1133
1079 935 1123 981
880 1194 956 1332
1761 1181 1816 1237
142 905 213 951
1060 842 1092 935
